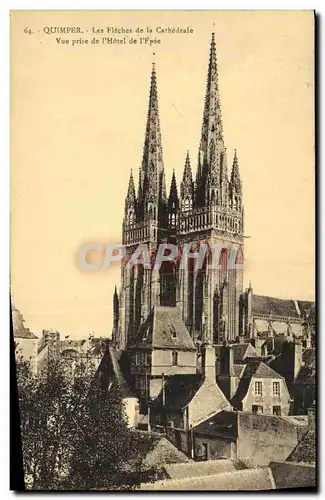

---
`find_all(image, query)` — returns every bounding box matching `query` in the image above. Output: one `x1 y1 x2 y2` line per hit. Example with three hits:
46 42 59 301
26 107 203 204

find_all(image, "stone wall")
194 435 235 460
15 337 39 374
151 349 197 376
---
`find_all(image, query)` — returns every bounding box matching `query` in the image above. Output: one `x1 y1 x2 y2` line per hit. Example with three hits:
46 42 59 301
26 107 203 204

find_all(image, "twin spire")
124 33 242 224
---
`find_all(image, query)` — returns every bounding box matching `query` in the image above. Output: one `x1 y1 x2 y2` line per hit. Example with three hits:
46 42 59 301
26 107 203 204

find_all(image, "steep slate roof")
252 295 299 318
215 343 256 364
14 328 38 340
132 306 196 350
140 467 275 491
99 347 135 398
286 430 316 464
231 361 283 410
138 433 190 468
150 374 203 410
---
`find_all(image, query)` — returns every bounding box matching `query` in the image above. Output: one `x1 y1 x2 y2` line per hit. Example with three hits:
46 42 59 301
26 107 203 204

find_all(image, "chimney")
281 340 303 381
220 344 234 376
252 338 263 356
203 343 216 383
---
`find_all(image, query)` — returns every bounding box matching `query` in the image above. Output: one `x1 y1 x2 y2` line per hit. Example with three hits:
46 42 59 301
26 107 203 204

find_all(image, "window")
273 406 281 416
135 352 140 365
172 351 178 366
252 405 263 414
273 381 280 396
170 325 177 338
254 381 262 396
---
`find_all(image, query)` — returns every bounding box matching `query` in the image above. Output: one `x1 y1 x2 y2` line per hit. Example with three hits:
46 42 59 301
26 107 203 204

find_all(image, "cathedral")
113 33 244 352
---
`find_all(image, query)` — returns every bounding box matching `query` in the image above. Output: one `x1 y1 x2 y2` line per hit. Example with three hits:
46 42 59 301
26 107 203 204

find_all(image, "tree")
15 342 157 490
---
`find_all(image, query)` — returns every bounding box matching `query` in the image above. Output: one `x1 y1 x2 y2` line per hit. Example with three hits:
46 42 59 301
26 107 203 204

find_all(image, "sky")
11 10 315 338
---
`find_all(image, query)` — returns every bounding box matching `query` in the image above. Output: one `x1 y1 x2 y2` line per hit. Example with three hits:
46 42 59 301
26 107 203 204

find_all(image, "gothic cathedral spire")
140 61 166 214
229 149 243 211
181 150 194 210
196 32 227 207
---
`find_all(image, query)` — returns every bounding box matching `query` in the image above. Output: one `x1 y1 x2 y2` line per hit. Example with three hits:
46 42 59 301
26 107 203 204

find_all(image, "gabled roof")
231 361 283 410
150 374 202 410
132 306 196 351
14 329 38 340
215 342 257 364
252 295 299 318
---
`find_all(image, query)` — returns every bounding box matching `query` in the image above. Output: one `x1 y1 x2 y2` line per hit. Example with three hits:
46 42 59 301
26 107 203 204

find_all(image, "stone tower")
176 33 244 344
117 61 169 349
115 33 244 349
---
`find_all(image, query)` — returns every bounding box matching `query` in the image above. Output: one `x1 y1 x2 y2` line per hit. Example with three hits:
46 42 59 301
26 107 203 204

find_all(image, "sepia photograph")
10 10 316 491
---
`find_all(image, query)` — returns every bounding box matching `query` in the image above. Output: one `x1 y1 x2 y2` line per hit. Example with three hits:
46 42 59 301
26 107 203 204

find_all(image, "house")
268 341 316 414
230 360 291 416
96 347 139 428
128 306 197 401
217 344 291 416
37 329 108 376
149 344 232 451
13 304 39 374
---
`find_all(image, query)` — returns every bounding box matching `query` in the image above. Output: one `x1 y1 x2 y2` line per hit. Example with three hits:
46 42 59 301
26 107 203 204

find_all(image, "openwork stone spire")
169 169 179 205
196 33 227 204
230 149 242 194
181 150 194 199
140 60 165 208
126 169 136 204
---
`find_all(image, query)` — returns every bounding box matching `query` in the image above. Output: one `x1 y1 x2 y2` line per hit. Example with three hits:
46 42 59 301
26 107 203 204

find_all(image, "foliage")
15 342 157 490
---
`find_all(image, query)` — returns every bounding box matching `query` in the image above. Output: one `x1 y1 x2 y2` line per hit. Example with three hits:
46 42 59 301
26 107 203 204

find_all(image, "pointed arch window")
129 210 134 224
